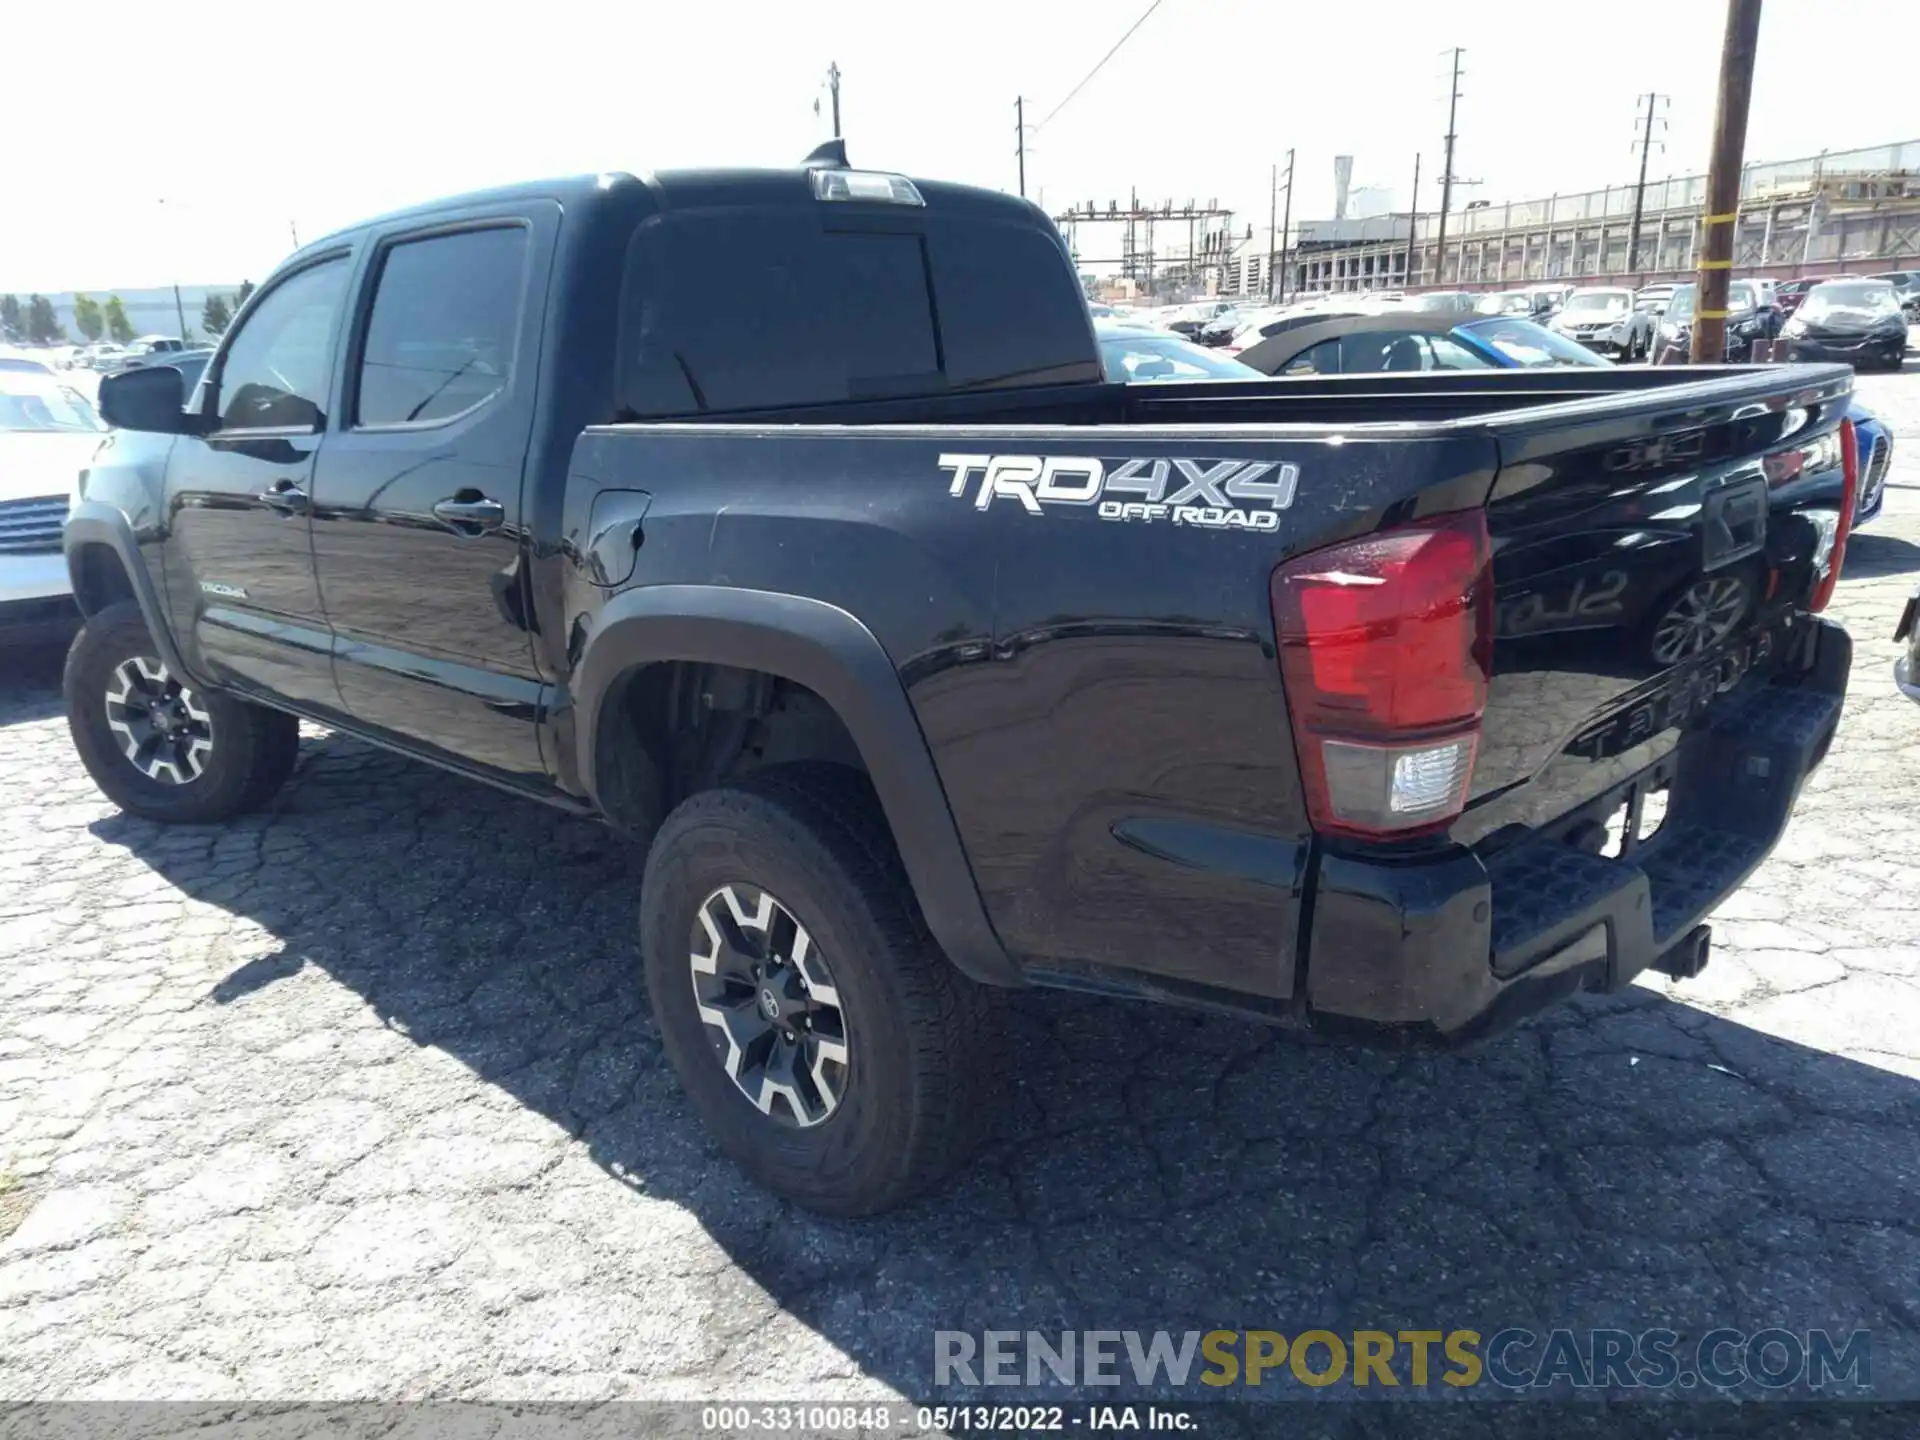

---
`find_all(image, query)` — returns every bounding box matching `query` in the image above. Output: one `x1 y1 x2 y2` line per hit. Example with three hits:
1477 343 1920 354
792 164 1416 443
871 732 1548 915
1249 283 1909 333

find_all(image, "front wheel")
64 600 300 823
639 765 1002 1216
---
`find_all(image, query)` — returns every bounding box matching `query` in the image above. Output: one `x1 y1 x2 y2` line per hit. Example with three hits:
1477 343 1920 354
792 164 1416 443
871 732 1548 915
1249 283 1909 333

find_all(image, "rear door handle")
257 480 308 515
432 495 506 534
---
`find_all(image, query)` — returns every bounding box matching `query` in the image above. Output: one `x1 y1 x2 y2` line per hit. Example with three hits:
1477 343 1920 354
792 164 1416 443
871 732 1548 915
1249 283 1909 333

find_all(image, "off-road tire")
640 763 1002 1216
64 600 300 823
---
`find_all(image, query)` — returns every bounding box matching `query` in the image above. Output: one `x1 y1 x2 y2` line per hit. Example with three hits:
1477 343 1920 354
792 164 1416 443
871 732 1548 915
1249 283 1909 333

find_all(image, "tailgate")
1457 362 1856 844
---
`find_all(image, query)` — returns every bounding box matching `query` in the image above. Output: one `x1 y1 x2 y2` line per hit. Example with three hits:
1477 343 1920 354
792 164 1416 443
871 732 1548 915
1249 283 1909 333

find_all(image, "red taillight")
1808 418 1858 614
1271 510 1493 840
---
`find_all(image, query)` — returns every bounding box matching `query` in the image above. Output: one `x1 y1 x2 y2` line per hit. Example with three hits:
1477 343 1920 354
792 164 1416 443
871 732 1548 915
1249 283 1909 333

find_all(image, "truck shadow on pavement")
75 725 1920 1407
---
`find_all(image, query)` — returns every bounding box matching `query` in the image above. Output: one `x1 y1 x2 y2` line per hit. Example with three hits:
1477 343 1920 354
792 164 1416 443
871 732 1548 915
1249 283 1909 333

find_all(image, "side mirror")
97 364 203 435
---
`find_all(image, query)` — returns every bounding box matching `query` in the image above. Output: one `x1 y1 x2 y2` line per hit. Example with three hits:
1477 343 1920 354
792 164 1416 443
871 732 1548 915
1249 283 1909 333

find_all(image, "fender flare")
64 502 194 683
571 585 1023 988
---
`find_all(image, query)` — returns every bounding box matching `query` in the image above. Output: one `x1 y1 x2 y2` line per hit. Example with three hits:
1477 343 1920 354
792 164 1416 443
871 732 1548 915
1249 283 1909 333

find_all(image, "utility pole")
826 61 842 139
1405 153 1422 288
290 218 300 249
1015 97 1027 197
1278 148 1295 303
157 198 189 338
1626 92 1669 277
1267 164 1278 300
1692 0 1762 363
1434 47 1464 288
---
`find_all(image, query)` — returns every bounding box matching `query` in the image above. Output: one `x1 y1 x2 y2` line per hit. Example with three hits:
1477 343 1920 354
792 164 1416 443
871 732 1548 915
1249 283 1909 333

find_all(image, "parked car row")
58 336 206 374
1217 306 1892 533
1651 278 1910 370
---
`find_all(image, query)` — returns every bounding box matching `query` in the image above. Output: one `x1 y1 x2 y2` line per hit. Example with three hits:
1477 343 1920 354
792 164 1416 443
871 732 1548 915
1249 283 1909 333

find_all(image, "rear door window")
355 226 528 427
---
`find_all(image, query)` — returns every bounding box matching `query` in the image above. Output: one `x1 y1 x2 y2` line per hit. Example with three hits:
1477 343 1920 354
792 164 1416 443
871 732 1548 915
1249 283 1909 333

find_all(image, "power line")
1037 0 1165 130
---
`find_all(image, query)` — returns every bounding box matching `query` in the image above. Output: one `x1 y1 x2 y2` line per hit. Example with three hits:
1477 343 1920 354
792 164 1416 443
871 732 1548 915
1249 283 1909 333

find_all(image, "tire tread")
63 600 299 824
641 762 1001 1214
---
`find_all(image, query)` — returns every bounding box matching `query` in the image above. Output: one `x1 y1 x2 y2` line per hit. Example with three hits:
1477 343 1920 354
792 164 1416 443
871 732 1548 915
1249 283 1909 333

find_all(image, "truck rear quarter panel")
568 422 1496 1001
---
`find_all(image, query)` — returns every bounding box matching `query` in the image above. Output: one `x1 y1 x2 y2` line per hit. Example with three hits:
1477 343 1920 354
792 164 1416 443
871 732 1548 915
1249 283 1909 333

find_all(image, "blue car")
1238 311 1889 527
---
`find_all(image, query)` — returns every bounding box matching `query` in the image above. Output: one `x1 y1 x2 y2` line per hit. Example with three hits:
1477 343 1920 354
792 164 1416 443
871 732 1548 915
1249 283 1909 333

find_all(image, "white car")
0 371 106 642
71 343 126 371
1551 287 1658 360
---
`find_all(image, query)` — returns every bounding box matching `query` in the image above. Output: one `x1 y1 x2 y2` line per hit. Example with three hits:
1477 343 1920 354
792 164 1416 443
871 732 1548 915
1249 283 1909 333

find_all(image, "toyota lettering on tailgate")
939 453 1299 531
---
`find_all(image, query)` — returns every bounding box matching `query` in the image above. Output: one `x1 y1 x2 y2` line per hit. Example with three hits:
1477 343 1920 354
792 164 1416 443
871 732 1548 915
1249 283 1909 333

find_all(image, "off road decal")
939 453 1299 532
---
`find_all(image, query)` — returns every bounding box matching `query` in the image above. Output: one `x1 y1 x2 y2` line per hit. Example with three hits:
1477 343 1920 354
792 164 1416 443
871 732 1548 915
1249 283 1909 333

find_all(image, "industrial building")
1067 139 1920 303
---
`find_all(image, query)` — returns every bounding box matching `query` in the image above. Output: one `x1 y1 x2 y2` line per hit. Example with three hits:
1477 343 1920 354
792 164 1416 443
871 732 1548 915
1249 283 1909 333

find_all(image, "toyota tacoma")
65 146 1861 1214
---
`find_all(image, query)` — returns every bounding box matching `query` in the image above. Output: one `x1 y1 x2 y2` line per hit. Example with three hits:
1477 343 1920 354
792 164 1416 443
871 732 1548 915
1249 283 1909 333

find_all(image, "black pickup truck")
66 147 1863 1215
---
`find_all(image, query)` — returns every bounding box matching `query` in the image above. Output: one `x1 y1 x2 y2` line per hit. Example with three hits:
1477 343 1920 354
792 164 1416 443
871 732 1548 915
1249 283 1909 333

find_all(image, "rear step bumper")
1303 618 1849 1047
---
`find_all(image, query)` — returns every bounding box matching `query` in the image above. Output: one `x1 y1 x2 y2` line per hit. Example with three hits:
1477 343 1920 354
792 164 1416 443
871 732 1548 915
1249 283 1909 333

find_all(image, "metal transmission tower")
1627 92 1671 274
1053 197 1236 296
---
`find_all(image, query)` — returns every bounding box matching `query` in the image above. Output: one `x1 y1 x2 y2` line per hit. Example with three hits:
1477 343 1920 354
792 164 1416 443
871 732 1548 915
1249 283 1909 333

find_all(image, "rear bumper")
1302 618 1850 1046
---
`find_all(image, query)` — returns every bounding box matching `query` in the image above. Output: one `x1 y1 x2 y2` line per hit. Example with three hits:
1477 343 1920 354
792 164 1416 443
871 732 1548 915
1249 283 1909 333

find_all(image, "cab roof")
291 165 1048 262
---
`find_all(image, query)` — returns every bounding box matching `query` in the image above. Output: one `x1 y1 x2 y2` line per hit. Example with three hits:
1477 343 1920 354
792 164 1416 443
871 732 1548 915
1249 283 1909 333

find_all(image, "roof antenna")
804 139 848 169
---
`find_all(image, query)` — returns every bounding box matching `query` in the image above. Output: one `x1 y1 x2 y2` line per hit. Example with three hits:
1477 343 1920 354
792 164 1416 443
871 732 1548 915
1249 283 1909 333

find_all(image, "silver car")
1551 287 1658 361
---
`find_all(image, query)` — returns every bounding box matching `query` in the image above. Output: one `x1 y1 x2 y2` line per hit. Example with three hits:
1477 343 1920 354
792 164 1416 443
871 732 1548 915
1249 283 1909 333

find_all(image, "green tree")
25 295 64 344
103 295 133 344
201 292 232 337
0 295 20 339
73 294 104 342
235 279 255 310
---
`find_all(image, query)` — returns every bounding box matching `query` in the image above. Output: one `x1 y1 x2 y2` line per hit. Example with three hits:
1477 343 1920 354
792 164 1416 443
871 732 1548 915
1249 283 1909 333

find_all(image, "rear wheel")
64 600 300 823
639 765 1001 1216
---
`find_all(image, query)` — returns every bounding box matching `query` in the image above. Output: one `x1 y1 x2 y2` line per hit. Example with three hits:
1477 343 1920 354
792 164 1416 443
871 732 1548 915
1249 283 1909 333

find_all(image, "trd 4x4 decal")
939 453 1299 532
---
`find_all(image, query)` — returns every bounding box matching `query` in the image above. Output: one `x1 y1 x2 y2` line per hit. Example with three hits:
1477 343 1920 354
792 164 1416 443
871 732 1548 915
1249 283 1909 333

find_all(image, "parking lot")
2 370 1918 1407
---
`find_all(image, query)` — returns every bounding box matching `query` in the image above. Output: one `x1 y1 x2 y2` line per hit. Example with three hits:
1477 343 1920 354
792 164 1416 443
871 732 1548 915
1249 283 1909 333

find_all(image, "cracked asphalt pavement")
1 372 1918 1412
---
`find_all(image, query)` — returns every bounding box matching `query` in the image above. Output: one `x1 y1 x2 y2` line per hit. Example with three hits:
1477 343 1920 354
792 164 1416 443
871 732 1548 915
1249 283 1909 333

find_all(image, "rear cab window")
618 185 1098 417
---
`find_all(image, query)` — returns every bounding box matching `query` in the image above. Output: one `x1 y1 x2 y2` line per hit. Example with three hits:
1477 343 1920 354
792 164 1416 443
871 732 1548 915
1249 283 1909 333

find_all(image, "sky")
5 0 1918 292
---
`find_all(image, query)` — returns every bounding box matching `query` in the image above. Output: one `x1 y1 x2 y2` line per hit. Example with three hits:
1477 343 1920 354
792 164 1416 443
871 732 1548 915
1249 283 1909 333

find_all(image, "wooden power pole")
1691 0 1763 363
1277 148 1294 303
1405 154 1422 288
1626 93 1668 277
1015 97 1026 197
1434 47 1464 288
1267 163 1278 300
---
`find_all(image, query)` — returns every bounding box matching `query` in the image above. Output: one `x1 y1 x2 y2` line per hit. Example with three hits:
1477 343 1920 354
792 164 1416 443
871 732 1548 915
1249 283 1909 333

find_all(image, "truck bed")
565 361 1855 1033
